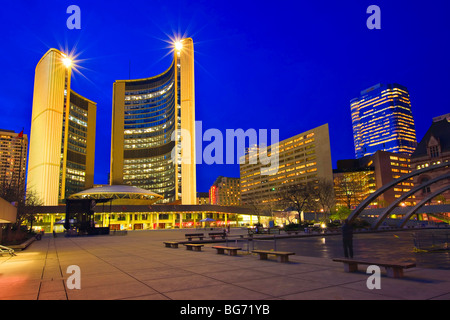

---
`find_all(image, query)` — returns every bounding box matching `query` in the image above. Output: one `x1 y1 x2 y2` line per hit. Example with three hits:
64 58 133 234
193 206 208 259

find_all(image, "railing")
225 236 278 253
412 230 450 252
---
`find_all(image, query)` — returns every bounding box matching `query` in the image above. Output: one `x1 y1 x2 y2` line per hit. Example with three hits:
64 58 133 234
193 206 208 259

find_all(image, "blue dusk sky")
0 1 449 192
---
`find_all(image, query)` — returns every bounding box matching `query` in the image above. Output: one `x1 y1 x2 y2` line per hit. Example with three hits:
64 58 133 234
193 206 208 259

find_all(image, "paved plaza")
0 229 449 300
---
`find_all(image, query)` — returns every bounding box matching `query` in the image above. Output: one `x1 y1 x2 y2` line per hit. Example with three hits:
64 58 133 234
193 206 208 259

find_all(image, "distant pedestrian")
342 219 354 258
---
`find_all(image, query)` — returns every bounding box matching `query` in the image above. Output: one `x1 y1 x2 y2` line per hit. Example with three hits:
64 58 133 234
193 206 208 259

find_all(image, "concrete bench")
212 246 242 256
185 233 204 241
209 232 227 240
184 244 204 251
332 258 416 278
252 250 295 263
163 241 179 248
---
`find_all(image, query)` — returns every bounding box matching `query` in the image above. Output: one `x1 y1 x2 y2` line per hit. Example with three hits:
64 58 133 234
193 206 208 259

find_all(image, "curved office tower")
111 38 196 204
27 49 96 205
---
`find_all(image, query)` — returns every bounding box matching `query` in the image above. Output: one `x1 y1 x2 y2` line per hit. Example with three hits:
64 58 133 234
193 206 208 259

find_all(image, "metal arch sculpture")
398 184 450 228
372 173 450 229
347 161 449 224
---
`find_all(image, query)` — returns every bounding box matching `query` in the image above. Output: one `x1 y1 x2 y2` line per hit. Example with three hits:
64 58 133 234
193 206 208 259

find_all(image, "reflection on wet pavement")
249 230 450 270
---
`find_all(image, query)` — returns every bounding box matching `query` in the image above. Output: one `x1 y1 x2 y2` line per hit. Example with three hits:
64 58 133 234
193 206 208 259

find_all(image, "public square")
1 229 449 301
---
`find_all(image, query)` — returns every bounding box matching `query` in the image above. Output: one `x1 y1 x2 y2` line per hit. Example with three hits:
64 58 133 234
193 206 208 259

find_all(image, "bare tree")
277 181 318 221
313 178 336 219
0 181 43 229
333 173 366 209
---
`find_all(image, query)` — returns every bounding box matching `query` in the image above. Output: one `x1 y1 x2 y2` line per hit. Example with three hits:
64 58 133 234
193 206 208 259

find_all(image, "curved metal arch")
372 173 450 229
347 161 449 224
398 185 450 228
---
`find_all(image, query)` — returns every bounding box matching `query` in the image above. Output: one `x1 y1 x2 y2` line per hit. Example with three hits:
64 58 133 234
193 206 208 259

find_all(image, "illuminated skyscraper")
111 38 196 204
27 49 96 205
351 83 417 159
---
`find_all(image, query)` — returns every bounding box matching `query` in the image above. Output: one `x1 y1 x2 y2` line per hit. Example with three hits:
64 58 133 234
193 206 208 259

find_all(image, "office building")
240 123 333 205
197 192 210 205
209 176 241 206
27 48 96 205
351 83 417 158
111 38 196 204
0 129 28 190
333 150 414 208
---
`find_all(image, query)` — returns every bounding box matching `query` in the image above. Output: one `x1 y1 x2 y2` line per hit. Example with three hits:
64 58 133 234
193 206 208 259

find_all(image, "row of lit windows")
124 82 174 101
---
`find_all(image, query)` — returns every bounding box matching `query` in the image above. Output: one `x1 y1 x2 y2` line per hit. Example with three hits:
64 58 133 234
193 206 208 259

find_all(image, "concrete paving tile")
64 266 120 278
0 278 41 298
143 274 225 293
38 290 67 300
121 293 171 300
202 268 276 283
182 262 242 274
0 294 38 300
164 283 272 300
288 268 369 285
236 275 328 297
39 279 66 293
430 293 450 300
127 267 196 281
65 271 137 289
66 280 158 300
253 263 331 276
342 275 450 300
280 285 394 300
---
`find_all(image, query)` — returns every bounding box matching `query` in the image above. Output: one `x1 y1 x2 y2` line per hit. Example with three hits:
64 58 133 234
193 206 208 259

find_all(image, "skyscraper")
0 129 27 191
110 38 196 204
27 49 96 205
351 83 417 159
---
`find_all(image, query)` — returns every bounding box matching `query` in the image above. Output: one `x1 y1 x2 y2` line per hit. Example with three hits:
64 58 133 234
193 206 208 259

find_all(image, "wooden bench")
209 232 227 240
212 246 242 256
185 233 204 241
252 250 295 263
184 244 204 251
332 258 416 278
163 241 179 248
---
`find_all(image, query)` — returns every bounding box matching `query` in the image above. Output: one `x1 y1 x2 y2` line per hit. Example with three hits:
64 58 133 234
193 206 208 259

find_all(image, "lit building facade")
410 114 450 205
240 123 333 205
27 48 96 205
209 176 241 206
333 150 414 209
111 38 196 204
351 83 417 159
197 192 210 205
0 129 27 191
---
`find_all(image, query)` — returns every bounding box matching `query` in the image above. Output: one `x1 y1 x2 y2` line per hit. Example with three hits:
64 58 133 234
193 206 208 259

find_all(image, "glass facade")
60 91 94 200
121 63 179 203
351 83 417 159
112 38 197 205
